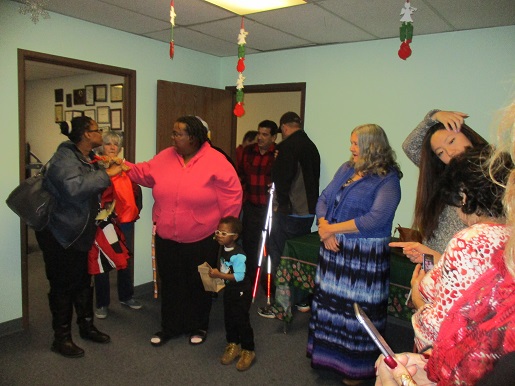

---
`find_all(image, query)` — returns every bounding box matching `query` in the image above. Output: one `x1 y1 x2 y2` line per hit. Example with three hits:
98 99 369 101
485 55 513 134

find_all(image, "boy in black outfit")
209 216 255 371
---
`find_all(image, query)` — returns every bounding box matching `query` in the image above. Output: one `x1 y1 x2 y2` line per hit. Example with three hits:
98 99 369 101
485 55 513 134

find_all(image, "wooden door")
156 80 233 155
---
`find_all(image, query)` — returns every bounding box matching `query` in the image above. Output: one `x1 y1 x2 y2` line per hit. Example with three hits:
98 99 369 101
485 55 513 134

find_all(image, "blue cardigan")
316 162 401 239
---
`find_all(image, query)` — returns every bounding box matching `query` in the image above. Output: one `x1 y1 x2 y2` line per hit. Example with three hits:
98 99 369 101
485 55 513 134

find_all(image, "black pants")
36 228 93 337
223 285 254 351
241 202 268 285
36 228 91 303
155 233 218 335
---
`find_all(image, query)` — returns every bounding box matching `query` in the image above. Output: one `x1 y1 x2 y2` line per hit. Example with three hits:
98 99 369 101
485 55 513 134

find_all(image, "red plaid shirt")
238 143 276 206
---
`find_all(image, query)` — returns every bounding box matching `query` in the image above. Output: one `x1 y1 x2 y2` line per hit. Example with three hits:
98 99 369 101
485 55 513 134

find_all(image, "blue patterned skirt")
307 235 390 379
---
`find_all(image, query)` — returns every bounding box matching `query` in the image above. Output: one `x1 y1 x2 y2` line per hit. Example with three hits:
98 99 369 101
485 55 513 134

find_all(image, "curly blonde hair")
350 124 402 178
488 101 515 277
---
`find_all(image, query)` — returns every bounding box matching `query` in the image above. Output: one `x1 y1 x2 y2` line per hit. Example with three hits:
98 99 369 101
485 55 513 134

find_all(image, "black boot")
48 293 85 358
74 287 111 344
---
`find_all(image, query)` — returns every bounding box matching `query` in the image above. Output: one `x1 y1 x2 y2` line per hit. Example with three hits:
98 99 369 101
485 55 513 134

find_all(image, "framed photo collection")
52 82 125 133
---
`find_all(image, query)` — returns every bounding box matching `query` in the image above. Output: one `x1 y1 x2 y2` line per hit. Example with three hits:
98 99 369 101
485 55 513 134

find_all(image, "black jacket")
43 141 111 251
272 130 320 215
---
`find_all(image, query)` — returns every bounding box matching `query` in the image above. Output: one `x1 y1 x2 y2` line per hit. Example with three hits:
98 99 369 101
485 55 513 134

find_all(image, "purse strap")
35 155 54 177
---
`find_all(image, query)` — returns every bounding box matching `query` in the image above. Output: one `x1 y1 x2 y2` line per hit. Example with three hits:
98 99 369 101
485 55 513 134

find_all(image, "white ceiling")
16 0 515 58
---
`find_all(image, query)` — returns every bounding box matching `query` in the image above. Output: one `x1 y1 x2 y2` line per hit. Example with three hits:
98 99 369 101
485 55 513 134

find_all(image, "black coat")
272 130 320 215
43 141 111 251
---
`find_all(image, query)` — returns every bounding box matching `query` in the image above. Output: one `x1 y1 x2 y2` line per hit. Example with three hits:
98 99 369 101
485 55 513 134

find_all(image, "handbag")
6 164 54 231
393 224 423 243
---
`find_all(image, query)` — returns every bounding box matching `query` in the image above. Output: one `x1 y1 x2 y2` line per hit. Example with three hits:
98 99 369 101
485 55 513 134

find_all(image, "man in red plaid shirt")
238 120 278 287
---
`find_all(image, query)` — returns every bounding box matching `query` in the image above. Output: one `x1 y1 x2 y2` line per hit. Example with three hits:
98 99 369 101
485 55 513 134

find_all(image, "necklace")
343 173 362 187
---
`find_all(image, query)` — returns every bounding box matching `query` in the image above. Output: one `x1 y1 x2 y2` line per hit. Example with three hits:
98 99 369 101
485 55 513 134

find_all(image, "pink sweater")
126 142 242 243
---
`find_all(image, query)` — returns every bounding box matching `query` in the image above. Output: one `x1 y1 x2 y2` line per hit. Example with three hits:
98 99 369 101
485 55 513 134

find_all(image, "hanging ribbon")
398 1 416 60
234 17 248 117
169 0 176 59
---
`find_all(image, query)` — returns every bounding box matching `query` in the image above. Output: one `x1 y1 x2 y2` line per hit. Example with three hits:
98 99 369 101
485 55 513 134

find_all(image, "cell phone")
354 302 397 368
423 254 434 271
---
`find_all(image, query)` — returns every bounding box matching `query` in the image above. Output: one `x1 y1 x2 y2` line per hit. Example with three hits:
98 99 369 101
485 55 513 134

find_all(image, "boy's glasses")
214 230 238 237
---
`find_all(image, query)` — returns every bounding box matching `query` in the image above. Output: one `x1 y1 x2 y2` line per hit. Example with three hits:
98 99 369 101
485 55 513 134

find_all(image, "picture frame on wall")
64 110 73 121
97 106 110 124
84 109 96 120
66 93 72 108
85 85 95 106
72 110 83 118
110 108 122 130
54 104 63 122
54 89 64 103
110 84 123 103
94 84 107 102
73 89 86 105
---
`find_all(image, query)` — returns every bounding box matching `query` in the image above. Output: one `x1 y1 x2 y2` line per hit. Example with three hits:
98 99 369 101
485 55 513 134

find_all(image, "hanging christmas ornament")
398 1 416 60
169 0 176 59
19 0 50 24
234 17 248 117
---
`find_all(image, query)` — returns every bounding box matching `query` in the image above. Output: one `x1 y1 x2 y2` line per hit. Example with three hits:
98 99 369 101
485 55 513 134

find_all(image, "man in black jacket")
258 112 320 318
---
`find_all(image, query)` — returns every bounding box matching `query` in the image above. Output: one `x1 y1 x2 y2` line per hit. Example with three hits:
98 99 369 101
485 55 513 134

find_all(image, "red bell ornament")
233 102 245 117
237 57 245 73
398 41 412 60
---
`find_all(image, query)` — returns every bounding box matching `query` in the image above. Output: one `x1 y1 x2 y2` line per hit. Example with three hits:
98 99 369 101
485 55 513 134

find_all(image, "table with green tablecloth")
271 232 415 324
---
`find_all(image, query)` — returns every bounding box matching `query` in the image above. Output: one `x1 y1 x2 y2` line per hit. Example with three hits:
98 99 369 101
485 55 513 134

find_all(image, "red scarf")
427 248 515 385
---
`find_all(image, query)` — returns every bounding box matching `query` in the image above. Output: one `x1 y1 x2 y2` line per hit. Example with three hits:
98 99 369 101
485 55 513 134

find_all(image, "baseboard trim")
134 281 155 298
0 317 23 337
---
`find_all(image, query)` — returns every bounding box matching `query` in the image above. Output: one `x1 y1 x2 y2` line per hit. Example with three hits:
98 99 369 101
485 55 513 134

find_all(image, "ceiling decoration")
14 0 515 57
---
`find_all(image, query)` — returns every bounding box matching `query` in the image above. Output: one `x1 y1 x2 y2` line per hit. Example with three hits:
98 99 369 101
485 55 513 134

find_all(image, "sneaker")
236 349 255 371
220 343 241 365
257 305 276 319
120 298 142 310
295 302 311 312
95 306 108 319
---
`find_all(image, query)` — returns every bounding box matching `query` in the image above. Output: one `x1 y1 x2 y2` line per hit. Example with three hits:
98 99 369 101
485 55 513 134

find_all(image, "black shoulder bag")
6 161 54 231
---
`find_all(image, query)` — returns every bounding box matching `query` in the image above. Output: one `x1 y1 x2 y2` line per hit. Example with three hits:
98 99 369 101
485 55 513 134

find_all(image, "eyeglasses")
214 230 238 237
88 128 104 133
171 131 189 138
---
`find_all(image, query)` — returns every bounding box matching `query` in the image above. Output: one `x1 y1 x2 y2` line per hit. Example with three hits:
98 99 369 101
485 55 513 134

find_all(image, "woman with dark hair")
376 138 514 385
410 146 511 350
125 115 242 347
36 116 123 358
392 110 489 263
308 124 402 384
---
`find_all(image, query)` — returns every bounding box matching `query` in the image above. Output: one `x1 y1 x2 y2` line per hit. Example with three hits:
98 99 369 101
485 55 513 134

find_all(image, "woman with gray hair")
93 131 143 319
308 124 402 385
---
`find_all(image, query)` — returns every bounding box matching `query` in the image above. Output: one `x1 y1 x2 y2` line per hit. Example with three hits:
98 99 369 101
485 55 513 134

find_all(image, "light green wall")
222 25 515 233
0 0 222 325
1 0 514 327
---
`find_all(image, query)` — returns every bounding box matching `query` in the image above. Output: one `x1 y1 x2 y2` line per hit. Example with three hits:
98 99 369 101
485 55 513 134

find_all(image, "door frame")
17 49 137 329
226 82 306 160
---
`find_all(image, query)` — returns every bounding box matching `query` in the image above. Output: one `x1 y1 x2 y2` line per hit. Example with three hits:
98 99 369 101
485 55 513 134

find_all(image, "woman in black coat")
36 116 123 358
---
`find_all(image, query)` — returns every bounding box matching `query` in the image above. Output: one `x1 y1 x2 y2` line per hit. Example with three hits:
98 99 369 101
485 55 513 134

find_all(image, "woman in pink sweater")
126 116 242 346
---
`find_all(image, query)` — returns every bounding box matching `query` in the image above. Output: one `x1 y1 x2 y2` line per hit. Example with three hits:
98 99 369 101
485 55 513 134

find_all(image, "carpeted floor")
0 233 414 386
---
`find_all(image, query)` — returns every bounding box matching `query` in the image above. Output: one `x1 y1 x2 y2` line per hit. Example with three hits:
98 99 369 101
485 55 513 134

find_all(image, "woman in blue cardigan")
307 124 402 385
